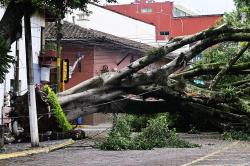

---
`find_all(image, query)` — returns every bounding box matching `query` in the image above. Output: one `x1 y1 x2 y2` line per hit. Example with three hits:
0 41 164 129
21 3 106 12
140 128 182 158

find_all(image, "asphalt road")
1 136 250 166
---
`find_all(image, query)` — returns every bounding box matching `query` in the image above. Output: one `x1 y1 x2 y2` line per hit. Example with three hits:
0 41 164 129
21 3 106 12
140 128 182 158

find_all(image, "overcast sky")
172 0 235 14
103 0 236 15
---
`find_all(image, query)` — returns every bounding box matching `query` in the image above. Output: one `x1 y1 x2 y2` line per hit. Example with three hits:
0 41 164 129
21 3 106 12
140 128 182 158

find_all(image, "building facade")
64 3 156 46
45 21 152 125
105 0 222 42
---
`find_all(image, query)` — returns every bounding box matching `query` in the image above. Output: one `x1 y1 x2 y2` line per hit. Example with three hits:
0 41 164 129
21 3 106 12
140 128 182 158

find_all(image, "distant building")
45 21 153 125
64 3 156 46
105 0 222 43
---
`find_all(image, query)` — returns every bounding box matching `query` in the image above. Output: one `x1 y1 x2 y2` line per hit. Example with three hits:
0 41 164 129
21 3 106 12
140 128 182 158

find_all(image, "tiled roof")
45 21 153 52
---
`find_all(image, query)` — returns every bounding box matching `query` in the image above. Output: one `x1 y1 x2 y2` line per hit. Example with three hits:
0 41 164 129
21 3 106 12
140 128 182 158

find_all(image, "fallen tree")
57 24 250 130
0 0 247 133
11 22 250 133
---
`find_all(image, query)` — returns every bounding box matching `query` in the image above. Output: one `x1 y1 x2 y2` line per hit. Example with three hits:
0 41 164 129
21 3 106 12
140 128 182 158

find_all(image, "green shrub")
223 130 250 141
43 85 72 132
133 115 198 149
125 114 152 132
112 116 131 138
125 113 174 132
99 116 132 150
99 114 199 150
134 115 171 149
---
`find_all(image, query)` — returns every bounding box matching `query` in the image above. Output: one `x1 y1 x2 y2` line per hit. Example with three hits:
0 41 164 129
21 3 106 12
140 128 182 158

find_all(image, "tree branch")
209 42 250 89
171 62 250 79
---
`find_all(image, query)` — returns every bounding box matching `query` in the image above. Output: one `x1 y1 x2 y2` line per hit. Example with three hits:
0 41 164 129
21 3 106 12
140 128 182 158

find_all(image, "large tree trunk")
0 1 29 81
0 0 26 47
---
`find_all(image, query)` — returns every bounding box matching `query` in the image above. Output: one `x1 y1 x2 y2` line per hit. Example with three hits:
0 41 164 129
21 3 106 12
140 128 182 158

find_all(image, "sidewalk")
76 123 112 138
0 139 74 160
0 123 112 160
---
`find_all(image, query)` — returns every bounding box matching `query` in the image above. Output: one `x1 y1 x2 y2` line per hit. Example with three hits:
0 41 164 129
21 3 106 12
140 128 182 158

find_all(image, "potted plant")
44 42 57 58
39 42 57 67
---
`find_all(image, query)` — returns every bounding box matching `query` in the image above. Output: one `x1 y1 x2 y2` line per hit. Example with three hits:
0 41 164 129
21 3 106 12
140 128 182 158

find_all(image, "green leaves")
234 0 250 12
134 115 198 149
45 42 57 51
223 130 250 141
192 42 250 87
99 117 132 150
43 85 73 132
0 35 13 82
99 114 198 150
0 0 117 18
224 0 250 26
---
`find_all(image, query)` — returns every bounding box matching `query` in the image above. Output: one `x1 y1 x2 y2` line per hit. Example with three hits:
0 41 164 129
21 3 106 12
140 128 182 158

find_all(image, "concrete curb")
0 139 74 160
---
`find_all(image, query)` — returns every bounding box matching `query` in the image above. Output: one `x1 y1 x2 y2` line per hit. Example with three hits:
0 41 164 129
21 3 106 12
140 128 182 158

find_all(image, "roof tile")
45 21 153 52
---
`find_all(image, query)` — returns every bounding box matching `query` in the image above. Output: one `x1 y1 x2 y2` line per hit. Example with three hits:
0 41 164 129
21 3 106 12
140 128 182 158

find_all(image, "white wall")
0 8 44 121
64 4 156 46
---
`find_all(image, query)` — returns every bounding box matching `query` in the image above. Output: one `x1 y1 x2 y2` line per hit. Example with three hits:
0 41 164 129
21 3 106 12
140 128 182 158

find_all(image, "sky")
103 0 236 15
171 0 235 14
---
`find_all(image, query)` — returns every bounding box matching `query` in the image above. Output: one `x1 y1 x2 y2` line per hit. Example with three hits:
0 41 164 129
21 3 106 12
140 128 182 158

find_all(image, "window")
160 31 170 36
173 7 191 17
141 8 152 13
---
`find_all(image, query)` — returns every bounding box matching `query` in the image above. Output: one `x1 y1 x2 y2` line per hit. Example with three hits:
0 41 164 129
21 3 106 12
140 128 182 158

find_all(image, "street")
1 136 250 166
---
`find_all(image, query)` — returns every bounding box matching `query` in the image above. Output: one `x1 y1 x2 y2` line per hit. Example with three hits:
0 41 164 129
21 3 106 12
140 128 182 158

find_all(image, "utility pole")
24 10 39 147
14 40 20 96
56 18 63 93
0 75 6 149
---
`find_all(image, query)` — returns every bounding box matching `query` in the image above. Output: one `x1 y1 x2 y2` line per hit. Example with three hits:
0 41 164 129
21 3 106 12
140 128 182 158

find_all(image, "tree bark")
171 62 250 79
0 0 26 47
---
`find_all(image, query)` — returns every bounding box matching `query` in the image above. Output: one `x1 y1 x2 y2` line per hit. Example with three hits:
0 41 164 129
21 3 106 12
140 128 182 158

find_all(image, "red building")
45 21 153 125
105 0 222 41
